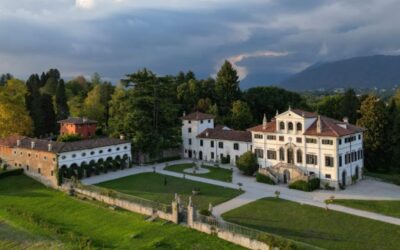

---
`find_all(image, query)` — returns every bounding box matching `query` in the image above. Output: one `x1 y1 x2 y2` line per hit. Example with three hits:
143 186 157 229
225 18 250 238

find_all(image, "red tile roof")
0 135 26 147
291 109 317 118
181 112 214 121
247 119 277 133
197 127 251 142
304 116 365 137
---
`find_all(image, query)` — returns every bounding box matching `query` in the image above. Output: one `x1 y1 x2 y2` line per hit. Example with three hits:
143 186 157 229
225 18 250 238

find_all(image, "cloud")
76 0 95 9
227 51 289 80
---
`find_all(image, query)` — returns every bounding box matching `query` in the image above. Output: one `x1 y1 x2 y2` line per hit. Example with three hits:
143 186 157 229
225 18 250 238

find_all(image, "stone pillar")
187 199 194 227
171 201 179 224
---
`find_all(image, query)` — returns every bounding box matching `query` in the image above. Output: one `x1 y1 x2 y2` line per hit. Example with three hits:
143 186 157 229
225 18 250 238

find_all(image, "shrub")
256 173 276 185
199 209 212 216
57 134 82 142
0 168 23 179
236 151 258 176
289 178 320 192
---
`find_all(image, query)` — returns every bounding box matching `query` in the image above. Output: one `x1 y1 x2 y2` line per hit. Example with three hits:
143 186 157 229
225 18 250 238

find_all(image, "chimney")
48 143 52 152
82 117 88 123
16 139 21 147
317 116 322 134
343 117 349 123
288 105 291 111
183 111 186 117
262 113 267 130
120 134 125 140
31 141 35 149
276 110 279 116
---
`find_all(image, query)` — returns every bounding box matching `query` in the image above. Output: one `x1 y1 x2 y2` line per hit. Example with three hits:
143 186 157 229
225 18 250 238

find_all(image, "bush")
199 209 212 216
0 168 23 179
220 156 230 164
236 151 258 176
289 178 320 192
256 173 276 185
57 134 82 142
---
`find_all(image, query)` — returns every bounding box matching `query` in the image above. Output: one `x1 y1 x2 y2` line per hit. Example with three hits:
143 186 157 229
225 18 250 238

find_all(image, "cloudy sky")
1 0 400 87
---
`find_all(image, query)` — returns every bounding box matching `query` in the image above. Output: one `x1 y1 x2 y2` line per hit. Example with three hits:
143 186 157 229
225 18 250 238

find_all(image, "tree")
215 60 241 116
317 95 344 120
83 85 106 125
0 79 33 137
357 95 389 171
230 100 253 130
41 94 57 135
236 151 258 176
341 89 360 124
55 79 69 120
0 73 13 86
26 74 45 136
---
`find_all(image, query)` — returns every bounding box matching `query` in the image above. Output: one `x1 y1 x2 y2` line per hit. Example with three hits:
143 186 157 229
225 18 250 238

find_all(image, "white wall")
197 138 251 165
182 119 214 159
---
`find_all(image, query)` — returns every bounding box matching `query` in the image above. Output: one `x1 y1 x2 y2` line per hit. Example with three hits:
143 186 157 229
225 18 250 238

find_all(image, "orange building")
58 117 97 138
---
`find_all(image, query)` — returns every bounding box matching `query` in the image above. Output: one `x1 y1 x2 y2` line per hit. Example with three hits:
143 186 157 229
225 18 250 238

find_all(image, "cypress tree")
55 79 70 120
215 60 241 116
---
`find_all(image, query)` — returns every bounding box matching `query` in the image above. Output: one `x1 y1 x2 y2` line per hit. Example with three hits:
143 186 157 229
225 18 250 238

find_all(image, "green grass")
97 172 242 209
222 198 400 250
365 171 400 185
333 199 400 218
164 163 233 182
0 175 244 250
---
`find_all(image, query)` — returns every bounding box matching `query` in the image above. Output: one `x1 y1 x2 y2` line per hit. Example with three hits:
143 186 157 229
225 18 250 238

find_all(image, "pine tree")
26 74 46 136
215 60 241 116
41 94 57 136
341 89 360 124
55 79 69 120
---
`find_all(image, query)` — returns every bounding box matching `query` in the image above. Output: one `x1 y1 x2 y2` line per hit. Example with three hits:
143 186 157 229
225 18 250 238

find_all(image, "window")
234 143 239 150
306 154 317 165
267 150 276 160
26 165 29 170
90 151 95 155
72 154 76 158
255 149 264 158
43 156 47 161
82 152 86 157
208 120 211 123
211 152 214 159
218 142 224 148
296 123 302 131
279 121 285 130
296 149 303 163
339 155 342 167
28 153 31 157
188 128 192 133
345 136 356 143
322 139 333 145
108 148 112 152
51 170 54 176
188 139 192 145
325 174 331 179
306 138 317 144
200 120 203 124
188 120 191 124
200 140 203 147
338 139 342 145
61 155 66 159
124 146 128 149
296 137 302 143
254 134 263 139
279 148 285 161
325 156 334 167
288 122 293 130
210 141 214 148
38 168 41 174
358 134 361 140
267 135 276 140
116 147 120 151
99 150 103 154
53 158 56 162
279 136 284 142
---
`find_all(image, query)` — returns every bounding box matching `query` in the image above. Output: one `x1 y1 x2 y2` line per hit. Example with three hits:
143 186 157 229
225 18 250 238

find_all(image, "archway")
342 171 347 186
287 148 294 164
355 166 359 179
188 150 192 158
283 170 290 184
199 151 203 160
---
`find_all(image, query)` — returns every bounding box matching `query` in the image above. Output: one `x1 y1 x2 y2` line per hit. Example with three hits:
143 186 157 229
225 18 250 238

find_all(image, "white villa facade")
182 109 365 188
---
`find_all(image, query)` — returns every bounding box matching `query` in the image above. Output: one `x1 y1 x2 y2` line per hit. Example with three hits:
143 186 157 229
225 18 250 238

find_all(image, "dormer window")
288 122 293 130
296 123 302 131
280 121 285 130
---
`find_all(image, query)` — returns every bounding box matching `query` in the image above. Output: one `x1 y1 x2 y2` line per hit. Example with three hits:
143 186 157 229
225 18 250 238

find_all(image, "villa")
182 108 365 189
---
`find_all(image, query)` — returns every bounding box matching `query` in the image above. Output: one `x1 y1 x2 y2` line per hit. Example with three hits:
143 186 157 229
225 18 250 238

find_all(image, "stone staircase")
259 163 310 184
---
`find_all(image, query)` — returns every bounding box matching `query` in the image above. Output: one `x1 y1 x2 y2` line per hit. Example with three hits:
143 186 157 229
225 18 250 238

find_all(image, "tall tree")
55 79 69 120
356 95 389 171
215 60 241 116
317 95 344 120
0 73 13 86
0 79 33 137
41 94 57 136
341 89 360 124
230 100 253 130
26 74 46 136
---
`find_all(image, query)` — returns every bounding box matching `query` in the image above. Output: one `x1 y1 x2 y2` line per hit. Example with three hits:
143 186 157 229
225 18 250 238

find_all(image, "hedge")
289 178 320 192
0 168 24 179
256 173 276 185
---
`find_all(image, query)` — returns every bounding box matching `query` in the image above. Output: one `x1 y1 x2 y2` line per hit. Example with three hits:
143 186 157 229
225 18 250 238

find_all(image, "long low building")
181 109 365 189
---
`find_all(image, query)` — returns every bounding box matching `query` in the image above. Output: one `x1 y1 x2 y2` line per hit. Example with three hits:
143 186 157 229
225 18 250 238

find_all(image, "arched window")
296 123 302 131
296 149 303 163
288 122 294 130
280 122 285 130
279 147 285 161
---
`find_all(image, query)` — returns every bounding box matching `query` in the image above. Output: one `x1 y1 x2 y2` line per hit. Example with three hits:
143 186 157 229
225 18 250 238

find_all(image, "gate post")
187 196 194 227
171 201 179 224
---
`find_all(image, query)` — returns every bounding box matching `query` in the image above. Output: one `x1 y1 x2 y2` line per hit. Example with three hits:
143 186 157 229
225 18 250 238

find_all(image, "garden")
164 163 233 182
222 198 400 250
0 175 244 250
96 172 243 209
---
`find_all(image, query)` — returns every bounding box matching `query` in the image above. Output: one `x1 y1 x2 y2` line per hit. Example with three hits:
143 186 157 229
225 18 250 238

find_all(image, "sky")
1 0 400 87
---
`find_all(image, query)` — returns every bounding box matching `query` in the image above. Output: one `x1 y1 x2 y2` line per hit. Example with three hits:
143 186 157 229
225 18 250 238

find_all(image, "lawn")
97 172 243 209
365 171 400 185
222 198 400 250
0 175 244 250
164 163 233 182
333 199 400 218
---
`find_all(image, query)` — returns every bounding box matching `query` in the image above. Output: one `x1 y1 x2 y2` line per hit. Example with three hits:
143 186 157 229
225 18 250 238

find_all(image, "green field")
0 175 244 250
333 199 400 218
365 171 400 185
97 172 242 209
164 163 233 182
222 198 400 250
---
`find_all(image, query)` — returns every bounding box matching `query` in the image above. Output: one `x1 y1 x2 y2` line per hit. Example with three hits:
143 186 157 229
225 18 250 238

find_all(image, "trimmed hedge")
256 173 276 185
289 178 320 192
0 168 24 179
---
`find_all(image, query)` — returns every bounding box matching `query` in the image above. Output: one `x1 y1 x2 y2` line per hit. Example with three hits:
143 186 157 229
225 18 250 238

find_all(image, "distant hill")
279 55 400 91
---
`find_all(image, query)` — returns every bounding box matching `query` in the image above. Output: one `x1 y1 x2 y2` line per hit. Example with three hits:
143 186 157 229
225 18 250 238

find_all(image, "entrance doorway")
342 171 347 186
199 151 203 160
283 170 290 184
287 148 294 164
188 150 192 158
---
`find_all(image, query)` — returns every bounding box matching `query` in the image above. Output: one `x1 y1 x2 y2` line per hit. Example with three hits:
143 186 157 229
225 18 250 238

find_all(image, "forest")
1 60 399 176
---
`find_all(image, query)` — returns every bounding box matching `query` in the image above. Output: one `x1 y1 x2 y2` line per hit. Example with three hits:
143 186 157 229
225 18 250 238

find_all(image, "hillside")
279 55 400 91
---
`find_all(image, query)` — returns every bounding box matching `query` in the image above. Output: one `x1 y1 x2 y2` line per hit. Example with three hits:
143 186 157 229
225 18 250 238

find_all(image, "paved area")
81 160 400 226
